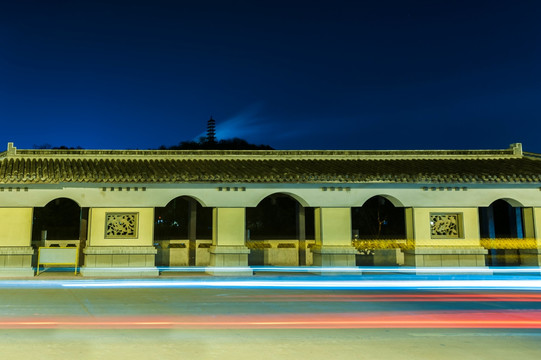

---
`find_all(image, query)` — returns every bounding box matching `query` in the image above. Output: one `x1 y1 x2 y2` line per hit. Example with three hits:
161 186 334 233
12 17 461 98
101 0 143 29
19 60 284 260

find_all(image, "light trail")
2 277 541 291
58 279 541 291
228 293 541 302
1 310 541 329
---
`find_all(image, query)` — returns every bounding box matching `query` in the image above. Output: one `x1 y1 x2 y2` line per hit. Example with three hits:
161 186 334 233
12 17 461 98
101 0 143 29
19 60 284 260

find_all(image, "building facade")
1 142 541 277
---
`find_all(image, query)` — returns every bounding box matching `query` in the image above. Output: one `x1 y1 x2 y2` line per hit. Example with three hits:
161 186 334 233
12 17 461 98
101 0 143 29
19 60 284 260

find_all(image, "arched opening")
352 196 406 239
32 198 81 242
479 199 525 266
154 196 212 266
32 198 86 268
352 196 406 266
246 193 314 266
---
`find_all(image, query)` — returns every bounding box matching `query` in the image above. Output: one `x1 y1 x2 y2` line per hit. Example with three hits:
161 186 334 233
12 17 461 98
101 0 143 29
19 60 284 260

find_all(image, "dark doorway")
154 197 212 241
32 198 81 241
352 196 406 239
154 196 212 266
246 194 313 240
246 193 314 266
32 198 84 268
479 199 523 266
352 196 406 266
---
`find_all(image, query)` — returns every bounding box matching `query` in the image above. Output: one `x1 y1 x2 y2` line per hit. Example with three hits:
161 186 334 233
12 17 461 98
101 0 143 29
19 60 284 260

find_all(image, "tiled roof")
0 143 540 184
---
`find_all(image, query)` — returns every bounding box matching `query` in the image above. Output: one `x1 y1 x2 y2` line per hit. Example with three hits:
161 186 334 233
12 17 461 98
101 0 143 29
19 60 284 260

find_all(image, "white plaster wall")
88 207 154 246
0 182 540 208
212 208 246 246
411 207 481 247
315 208 352 246
0 208 32 246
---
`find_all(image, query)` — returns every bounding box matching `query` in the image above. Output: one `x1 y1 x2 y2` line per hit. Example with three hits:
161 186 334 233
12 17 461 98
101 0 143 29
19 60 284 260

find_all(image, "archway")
32 198 82 243
352 196 406 266
479 199 525 266
246 193 314 266
352 196 406 239
154 196 212 266
32 198 86 267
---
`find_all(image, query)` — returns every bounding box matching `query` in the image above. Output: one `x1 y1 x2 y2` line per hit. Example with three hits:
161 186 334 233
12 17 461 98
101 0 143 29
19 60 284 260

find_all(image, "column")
81 207 158 277
514 208 524 239
485 207 497 265
403 207 487 268
519 208 541 266
78 208 89 268
188 199 197 266
311 207 357 267
0 208 34 277
208 207 251 276
296 203 306 266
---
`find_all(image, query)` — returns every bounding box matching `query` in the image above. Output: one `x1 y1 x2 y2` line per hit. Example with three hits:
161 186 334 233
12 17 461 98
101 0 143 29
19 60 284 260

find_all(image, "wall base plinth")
81 246 158 277
311 246 358 267
0 246 34 277
404 247 488 268
248 248 299 266
0 268 35 277
80 267 159 277
374 249 404 266
519 248 541 266
207 246 252 276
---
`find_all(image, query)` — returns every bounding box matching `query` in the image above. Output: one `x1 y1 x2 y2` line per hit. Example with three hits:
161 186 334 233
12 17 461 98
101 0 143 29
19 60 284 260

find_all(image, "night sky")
1 1 540 151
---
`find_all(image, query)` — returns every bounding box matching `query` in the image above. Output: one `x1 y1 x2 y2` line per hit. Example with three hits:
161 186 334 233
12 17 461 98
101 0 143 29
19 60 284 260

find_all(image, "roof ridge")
3 148 521 160
1 142 526 161
523 151 541 160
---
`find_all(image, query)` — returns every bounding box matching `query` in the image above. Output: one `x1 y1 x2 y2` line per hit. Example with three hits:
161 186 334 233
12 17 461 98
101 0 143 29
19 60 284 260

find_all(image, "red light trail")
1 310 541 329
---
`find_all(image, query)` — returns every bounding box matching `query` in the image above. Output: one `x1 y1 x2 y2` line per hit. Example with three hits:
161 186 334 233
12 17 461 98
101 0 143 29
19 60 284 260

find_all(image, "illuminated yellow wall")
522 208 535 239
88 208 154 246
410 207 481 247
315 207 352 246
0 208 32 246
212 207 245 246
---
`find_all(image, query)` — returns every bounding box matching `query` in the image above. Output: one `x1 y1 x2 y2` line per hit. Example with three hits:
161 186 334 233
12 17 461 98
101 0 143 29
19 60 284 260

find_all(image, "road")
0 274 540 359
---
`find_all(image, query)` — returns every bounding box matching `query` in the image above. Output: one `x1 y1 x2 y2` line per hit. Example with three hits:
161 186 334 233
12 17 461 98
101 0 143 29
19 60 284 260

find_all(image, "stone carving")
105 213 138 238
430 214 460 238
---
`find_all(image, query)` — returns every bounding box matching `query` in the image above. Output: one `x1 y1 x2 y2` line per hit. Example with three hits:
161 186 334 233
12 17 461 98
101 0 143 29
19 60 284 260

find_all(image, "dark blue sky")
1 0 540 151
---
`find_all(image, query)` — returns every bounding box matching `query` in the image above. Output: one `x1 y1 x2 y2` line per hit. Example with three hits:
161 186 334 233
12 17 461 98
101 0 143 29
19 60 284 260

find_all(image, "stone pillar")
403 207 487 268
483 206 497 265
311 207 357 267
188 199 197 266
78 208 89 267
208 207 251 276
0 208 34 277
519 207 541 266
522 208 535 239
81 208 158 277
514 207 524 239
296 203 307 266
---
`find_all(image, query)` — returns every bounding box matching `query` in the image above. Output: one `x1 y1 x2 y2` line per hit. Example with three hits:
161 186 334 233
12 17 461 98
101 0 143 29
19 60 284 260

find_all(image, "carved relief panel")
105 212 139 238
430 213 462 238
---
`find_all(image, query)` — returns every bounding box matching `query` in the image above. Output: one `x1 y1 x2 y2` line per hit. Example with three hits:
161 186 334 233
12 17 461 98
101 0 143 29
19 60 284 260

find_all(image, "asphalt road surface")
0 274 540 359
